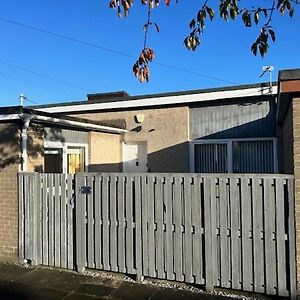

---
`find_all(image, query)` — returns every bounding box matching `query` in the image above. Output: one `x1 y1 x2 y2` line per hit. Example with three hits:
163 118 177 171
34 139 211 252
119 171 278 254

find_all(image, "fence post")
75 174 86 273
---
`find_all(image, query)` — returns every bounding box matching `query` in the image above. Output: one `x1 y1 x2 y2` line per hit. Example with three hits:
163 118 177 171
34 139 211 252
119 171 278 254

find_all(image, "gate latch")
80 186 92 194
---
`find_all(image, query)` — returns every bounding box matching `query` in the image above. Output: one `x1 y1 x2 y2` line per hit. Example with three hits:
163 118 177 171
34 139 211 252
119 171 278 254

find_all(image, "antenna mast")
19 94 27 107
260 66 274 94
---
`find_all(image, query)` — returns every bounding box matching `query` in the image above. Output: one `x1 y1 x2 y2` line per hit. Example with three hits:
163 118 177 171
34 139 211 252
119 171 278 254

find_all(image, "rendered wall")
74 106 190 173
89 132 122 172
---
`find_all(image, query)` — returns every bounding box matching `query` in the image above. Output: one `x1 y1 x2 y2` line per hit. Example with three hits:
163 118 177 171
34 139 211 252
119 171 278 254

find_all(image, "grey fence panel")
19 172 296 298
19 173 75 269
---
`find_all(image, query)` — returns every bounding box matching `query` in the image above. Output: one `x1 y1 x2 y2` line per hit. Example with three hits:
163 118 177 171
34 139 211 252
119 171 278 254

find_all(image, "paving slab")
74 283 114 298
0 263 235 300
14 268 63 287
110 281 159 300
46 271 88 292
0 282 68 300
64 293 106 300
0 263 35 282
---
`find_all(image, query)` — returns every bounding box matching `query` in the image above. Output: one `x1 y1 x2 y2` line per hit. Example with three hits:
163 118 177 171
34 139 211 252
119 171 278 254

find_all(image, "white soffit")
0 113 126 134
39 86 278 114
0 114 20 120
32 115 126 134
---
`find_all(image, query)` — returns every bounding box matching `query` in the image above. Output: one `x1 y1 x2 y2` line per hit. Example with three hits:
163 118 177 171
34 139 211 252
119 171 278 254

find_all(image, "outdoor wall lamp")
134 114 145 124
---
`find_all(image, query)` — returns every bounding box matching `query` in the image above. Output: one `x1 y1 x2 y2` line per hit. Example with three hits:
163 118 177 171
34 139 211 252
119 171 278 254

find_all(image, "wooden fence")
18 172 296 298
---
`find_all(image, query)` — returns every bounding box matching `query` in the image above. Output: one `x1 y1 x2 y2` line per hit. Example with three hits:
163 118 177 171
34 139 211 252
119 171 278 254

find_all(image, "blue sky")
0 0 299 106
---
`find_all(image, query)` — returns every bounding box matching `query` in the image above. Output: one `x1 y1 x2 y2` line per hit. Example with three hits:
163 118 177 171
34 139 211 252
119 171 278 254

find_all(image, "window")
191 138 276 173
44 142 87 174
44 148 63 173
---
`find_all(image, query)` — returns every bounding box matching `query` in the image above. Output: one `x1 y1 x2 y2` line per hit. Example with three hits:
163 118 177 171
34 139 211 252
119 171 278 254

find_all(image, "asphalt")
0 263 232 300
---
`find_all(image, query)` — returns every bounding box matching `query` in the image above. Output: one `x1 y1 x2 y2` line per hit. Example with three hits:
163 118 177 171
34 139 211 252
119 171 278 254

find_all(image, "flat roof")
31 82 277 114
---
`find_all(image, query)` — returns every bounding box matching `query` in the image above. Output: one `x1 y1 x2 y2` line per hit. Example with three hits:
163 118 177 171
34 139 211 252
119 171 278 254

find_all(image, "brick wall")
280 102 294 173
0 122 20 262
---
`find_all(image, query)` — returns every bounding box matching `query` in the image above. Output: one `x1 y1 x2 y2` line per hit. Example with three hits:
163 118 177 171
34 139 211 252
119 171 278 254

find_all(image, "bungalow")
33 82 278 174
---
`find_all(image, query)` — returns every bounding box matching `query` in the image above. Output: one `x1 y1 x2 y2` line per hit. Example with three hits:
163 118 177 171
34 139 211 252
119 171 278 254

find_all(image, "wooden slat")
288 178 297 299
30 174 37 264
141 176 149 276
117 176 126 273
204 177 213 290
264 178 277 295
183 176 193 283
174 177 183 282
155 176 164 279
42 174 49 265
252 177 265 294
210 177 218 286
94 176 102 269
102 176 110 270
60 174 67 269
24 174 30 260
110 176 118 272
75 174 87 272
35 173 42 265
67 174 74 269
165 176 174 280
275 177 288 296
125 176 134 274
54 174 61 267
87 176 95 269
219 177 229 288
147 176 156 278
230 178 241 290
135 176 143 280
241 177 253 291
48 174 55 266
191 176 203 284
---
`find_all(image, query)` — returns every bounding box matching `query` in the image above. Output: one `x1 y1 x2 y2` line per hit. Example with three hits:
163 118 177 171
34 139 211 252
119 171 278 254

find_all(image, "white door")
123 142 147 172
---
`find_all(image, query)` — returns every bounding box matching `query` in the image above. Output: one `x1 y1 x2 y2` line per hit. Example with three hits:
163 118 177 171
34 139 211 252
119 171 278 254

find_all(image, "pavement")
0 262 232 300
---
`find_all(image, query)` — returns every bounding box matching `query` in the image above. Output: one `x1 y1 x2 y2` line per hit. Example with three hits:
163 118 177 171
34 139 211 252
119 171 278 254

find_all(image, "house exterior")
35 82 278 174
2 67 300 295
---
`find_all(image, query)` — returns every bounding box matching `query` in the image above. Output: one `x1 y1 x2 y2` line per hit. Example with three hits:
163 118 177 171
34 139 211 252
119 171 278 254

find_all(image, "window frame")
189 137 277 173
